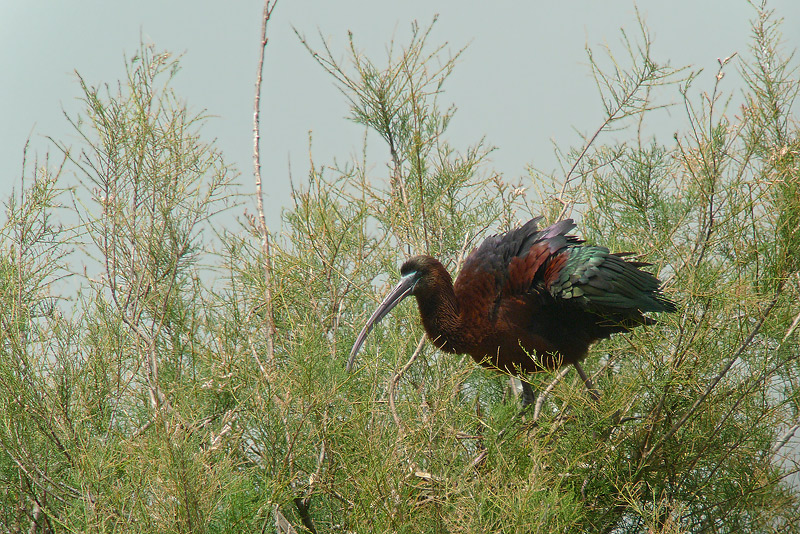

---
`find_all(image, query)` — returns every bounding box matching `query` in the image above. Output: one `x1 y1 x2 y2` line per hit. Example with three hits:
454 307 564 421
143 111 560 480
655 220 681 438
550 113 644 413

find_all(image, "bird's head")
399 255 447 294
347 255 446 371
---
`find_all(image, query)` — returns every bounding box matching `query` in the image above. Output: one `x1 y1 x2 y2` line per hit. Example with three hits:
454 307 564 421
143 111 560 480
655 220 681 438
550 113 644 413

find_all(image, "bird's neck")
414 273 463 354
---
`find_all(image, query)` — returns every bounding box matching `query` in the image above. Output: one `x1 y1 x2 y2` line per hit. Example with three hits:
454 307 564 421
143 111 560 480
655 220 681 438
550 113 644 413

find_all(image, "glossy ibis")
348 217 676 406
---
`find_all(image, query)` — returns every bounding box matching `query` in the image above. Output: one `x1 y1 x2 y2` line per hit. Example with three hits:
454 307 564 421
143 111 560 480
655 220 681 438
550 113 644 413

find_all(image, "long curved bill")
347 272 419 372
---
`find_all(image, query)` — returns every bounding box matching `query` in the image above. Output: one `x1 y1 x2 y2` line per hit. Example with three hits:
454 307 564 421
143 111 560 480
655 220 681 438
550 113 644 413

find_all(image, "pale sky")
3 1 799 232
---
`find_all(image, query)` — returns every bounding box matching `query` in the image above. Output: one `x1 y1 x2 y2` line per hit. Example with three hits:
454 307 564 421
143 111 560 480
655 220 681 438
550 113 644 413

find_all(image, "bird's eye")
400 264 418 277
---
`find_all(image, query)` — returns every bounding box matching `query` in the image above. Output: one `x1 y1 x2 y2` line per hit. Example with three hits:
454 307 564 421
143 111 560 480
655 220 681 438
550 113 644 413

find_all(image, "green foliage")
2 4 800 533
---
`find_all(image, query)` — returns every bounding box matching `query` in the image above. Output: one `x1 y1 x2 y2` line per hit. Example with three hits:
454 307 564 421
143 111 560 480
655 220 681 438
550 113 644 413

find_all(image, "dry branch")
253 0 279 362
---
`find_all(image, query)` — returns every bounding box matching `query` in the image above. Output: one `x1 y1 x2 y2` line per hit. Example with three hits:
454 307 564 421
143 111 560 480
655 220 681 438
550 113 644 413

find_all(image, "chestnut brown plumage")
348 217 676 406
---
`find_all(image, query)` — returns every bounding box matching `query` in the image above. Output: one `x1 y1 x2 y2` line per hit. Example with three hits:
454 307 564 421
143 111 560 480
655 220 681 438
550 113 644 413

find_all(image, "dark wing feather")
455 217 579 294
455 217 674 316
546 246 676 313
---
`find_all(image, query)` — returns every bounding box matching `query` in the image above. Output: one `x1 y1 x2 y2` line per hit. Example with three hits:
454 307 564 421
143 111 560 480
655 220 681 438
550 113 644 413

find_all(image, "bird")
347 217 676 407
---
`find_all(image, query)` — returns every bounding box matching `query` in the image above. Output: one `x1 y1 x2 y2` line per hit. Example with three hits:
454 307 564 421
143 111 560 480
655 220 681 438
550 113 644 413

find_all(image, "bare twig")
783 307 800 344
781 273 800 343
532 366 572 422
245 302 270 378
253 0 279 362
555 118 614 221
28 500 42 534
274 505 299 534
773 425 800 456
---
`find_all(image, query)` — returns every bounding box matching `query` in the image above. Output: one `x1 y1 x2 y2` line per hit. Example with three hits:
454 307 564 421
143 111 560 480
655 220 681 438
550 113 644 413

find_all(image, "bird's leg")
520 380 536 409
573 362 601 403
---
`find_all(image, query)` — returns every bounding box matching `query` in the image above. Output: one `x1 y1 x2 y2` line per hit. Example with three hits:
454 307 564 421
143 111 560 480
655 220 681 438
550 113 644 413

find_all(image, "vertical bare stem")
253 0 279 361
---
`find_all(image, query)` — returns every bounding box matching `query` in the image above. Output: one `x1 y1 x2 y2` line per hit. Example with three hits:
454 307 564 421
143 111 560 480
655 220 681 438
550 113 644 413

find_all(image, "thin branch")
253 0 279 362
781 273 800 343
274 505 299 534
246 302 269 379
642 287 784 464
773 425 800 456
533 366 572 422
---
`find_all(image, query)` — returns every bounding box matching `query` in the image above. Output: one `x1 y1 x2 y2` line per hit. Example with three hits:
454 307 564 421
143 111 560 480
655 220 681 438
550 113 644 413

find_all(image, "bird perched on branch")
348 217 676 406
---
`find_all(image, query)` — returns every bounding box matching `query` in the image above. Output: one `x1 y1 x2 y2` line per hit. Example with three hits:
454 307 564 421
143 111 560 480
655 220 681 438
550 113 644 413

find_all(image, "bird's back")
453 218 675 373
